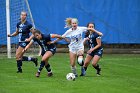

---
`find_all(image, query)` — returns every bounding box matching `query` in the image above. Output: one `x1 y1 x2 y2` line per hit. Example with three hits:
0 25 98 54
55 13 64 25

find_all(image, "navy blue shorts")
41 48 56 56
88 49 103 57
18 42 29 48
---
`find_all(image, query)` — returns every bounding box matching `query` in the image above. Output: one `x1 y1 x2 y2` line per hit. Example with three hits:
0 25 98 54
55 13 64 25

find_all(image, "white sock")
71 66 77 75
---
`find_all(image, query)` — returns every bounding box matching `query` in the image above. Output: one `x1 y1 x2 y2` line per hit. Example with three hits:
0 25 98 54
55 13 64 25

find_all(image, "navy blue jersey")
88 32 103 51
16 20 32 42
33 34 56 52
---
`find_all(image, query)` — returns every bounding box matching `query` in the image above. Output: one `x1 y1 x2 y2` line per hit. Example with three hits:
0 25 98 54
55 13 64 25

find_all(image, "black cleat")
74 74 78 77
80 73 85 76
33 58 38 67
96 68 101 76
47 72 53 77
17 70 22 73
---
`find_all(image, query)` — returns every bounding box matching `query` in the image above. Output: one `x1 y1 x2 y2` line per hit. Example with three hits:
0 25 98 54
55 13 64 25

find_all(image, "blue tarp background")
0 0 140 44
28 0 140 44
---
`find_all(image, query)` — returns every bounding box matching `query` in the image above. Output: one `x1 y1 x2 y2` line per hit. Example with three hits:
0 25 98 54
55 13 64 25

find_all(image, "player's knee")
16 55 20 60
41 58 48 62
77 56 84 66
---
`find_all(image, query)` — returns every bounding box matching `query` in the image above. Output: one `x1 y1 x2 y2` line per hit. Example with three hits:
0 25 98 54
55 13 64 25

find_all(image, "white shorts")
68 45 84 54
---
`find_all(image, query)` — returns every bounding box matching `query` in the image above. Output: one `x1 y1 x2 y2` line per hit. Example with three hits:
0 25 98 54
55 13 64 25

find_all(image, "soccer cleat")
74 74 78 77
80 73 85 76
47 72 53 77
96 68 101 76
17 69 22 73
33 58 38 67
35 72 40 77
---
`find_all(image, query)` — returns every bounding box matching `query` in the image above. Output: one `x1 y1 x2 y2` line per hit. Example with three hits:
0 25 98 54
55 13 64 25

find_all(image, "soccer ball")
66 73 76 81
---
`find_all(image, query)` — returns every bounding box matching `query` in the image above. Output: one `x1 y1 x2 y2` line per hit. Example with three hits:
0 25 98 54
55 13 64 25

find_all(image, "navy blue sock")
22 56 28 61
38 61 45 72
93 64 100 70
17 60 22 71
30 58 36 61
84 67 87 71
22 56 36 62
45 64 51 72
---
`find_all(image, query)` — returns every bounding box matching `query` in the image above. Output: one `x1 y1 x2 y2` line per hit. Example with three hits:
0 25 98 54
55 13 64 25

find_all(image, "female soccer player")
24 29 63 77
80 22 103 76
53 18 103 77
8 11 38 73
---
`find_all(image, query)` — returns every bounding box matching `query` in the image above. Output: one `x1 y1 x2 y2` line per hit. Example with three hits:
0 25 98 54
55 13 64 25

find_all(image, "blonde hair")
65 18 78 28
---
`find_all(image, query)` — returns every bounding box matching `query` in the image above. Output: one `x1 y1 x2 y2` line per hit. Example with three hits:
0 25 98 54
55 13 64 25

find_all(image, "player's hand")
59 37 63 39
47 41 54 44
87 28 95 32
7 34 12 37
25 38 30 42
22 49 27 53
87 49 94 54
85 37 89 41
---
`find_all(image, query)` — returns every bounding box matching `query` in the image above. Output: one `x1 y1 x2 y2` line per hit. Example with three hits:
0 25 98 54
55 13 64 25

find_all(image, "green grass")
0 53 140 93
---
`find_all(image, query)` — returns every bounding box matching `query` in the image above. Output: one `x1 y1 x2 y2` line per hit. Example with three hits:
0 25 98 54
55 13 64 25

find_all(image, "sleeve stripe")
50 34 56 38
97 36 101 39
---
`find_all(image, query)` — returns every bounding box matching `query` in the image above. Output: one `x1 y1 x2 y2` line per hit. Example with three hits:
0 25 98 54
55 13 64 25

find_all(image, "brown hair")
86 22 95 28
33 29 41 35
86 22 95 37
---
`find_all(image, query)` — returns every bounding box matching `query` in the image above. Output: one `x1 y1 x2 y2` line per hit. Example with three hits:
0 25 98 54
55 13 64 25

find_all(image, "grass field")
0 53 140 93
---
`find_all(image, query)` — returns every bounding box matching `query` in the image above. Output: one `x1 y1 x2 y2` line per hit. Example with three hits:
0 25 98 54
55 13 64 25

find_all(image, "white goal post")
6 0 11 58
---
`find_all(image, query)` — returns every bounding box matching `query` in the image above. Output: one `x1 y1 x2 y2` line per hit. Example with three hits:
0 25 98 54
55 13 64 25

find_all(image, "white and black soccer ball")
66 73 76 81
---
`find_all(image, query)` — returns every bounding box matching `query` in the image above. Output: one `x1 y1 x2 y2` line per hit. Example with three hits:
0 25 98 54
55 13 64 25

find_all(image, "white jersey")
62 26 87 48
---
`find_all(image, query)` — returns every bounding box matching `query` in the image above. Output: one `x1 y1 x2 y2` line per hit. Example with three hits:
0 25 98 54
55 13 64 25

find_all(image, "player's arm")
23 40 34 53
83 37 89 45
87 28 103 36
7 28 19 37
63 37 70 43
25 28 35 42
48 34 63 44
50 38 61 44
25 34 34 42
50 34 63 39
61 31 71 43
87 37 102 54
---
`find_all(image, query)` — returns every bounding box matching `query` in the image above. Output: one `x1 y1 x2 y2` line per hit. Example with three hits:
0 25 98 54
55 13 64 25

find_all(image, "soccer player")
80 22 103 76
7 11 38 73
52 18 103 77
24 29 63 77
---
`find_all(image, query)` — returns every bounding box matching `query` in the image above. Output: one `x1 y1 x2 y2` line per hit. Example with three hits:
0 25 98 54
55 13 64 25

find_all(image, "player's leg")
36 51 53 77
16 46 24 73
43 51 53 77
77 50 84 66
22 56 38 67
20 42 38 66
92 55 101 75
92 50 103 76
69 51 77 77
80 54 93 76
92 55 101 76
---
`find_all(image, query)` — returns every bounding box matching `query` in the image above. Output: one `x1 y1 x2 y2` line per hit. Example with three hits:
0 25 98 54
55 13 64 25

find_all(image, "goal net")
0 0 39 58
